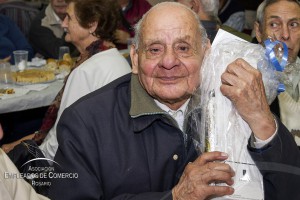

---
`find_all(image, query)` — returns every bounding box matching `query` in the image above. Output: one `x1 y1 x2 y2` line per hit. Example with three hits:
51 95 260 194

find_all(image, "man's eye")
177 45 189 52
146 45 164 55
290 21 299 28
149 48 161 53
175 43 194 57
270 22 279 28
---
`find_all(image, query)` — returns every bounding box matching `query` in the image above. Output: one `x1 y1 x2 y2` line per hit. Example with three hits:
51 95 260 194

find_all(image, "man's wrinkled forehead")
141 26 199 46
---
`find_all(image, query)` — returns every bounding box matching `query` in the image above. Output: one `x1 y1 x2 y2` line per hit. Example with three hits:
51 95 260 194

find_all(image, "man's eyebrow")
176 35 192 42
267 16 300 21
289 17 300 21
142 35 193 48
143 39 163 46
267 15 281 20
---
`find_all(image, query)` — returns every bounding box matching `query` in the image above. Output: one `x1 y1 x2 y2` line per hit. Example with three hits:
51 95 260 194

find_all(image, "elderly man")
254 0 300 146
50 2 300 200
29 0 77 59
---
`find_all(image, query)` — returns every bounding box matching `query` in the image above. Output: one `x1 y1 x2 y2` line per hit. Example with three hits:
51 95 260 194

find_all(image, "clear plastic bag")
192 31 283 199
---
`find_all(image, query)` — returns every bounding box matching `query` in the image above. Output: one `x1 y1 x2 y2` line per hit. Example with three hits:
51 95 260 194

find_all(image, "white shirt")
154 99 190 131
40 48 131 160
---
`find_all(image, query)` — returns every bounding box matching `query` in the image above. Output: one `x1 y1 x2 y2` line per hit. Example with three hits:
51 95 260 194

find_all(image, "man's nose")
61 16 67 27
159 48 180 69
280 25 290 41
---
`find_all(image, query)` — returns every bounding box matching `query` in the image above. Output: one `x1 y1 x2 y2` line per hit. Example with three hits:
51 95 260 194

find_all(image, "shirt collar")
154 99 190 116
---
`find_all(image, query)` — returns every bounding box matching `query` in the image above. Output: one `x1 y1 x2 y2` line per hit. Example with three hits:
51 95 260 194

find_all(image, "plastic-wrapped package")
194 30 285 200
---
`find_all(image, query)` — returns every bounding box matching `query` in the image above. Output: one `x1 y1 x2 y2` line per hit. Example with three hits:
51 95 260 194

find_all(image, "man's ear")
254 21 263 43
190 0 200 13
130 44 138 74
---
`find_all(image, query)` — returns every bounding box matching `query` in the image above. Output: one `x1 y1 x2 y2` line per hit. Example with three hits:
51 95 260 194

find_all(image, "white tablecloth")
0 80 64 114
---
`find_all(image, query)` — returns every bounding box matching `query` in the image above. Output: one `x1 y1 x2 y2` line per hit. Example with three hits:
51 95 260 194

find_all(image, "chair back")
0 2 39 39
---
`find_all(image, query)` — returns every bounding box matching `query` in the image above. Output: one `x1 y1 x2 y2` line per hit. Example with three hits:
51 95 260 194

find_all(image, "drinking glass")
58 46 70 60
13 50 28 71
0 62 13 87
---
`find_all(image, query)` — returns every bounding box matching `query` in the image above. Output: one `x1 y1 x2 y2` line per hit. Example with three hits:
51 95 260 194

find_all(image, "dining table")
0 79 64 114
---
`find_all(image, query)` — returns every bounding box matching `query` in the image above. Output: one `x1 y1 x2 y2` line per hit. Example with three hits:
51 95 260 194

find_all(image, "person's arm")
0 56 11 63
1 134 35 153
248 119 300 200
220 58 276 140
220 58 300 199
5 17 34 60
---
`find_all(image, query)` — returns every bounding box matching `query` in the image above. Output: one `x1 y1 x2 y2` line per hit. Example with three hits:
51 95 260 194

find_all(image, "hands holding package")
172 59 275 200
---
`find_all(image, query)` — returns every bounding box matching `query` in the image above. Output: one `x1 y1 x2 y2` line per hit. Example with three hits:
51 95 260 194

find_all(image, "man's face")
256 1 300 63
51 0 68 20
131 5 208 110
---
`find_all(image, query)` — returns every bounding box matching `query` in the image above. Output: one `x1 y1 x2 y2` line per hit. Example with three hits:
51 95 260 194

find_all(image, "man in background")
254 0 300 146
175 0 252 42
29 0 77 59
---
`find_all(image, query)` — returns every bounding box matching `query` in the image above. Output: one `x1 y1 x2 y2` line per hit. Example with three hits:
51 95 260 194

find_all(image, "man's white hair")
133 2 208 50
200 0 219 18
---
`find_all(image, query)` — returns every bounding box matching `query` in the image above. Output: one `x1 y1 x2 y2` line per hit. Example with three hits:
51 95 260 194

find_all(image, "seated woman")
2 0 131 163
0 14 34 63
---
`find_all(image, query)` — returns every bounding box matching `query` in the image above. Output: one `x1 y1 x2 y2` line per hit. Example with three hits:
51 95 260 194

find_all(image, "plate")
11 69 56 85
14 78 56 86
0 87 30 100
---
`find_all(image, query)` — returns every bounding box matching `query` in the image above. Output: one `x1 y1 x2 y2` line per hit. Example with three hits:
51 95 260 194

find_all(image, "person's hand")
220 58 276 140
1 133 35 153
0 56 11 63
115 29 131 44
1 141 19 153
172 151 235 200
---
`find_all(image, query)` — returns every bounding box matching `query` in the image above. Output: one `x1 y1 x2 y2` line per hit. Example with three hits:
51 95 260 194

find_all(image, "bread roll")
46 58 58 71
58 60 71 73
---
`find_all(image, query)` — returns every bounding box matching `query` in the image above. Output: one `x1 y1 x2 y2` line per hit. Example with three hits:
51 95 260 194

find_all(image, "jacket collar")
44 4 61 26
129 74 201 132
129 74 164 117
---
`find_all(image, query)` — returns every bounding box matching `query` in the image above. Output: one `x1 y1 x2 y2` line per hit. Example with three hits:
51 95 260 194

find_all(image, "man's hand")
220 58 276 140
172 152 235 200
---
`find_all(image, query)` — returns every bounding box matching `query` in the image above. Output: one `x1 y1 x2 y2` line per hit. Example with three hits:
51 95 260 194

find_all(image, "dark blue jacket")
50 74 300 200
0 15 34 63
